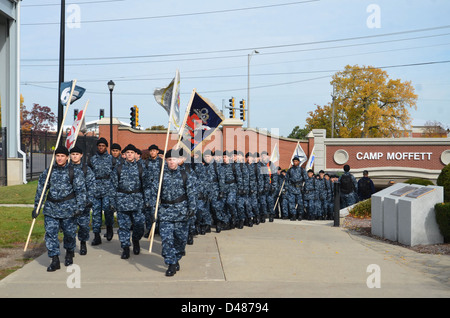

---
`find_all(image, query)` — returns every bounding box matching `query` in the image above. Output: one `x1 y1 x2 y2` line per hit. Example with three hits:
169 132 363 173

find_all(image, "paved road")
1 219 449 301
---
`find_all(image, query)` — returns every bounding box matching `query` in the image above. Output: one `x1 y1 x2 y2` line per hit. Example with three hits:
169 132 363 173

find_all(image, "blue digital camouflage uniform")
247 160 261 224
256 159 278 221
203 158 220 228
303 174 318 219
323 176 334 219
34 163 87 257
70 162 96 243
88 151 115 235
286 165 307 220
143 156 162 232
180 160 198 239
218 159 242 228
148 164 196 266
315 176 326 219
235 160 251 227
193 159 213 233
276 172 289 219
339 172 358 208
111 160 146 248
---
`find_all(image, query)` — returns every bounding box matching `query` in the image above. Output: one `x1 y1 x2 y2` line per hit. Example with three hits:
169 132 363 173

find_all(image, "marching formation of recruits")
32 137 369 276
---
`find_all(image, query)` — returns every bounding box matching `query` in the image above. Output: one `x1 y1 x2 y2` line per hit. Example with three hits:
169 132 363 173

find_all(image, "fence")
21 130 98 182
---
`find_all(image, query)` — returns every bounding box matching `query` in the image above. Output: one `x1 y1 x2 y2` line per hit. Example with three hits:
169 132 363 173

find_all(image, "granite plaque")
390 186 417 197
405 187 436 199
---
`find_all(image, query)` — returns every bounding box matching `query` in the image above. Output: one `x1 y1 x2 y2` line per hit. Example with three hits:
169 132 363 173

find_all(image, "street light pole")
108 80 115 148
57 0 65 142
247 50 259 129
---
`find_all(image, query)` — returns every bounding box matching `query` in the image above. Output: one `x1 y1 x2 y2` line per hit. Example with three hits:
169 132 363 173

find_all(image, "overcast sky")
19 0 450 137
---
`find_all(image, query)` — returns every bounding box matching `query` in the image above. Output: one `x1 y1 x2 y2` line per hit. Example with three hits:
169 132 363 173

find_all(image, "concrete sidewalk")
0 219 449 298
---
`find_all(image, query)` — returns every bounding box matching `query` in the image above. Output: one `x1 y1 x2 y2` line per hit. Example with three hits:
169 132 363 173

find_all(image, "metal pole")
247 54 250 128
57 0 65 141
109 89 113 147
333 181 340 227
331 84 335 138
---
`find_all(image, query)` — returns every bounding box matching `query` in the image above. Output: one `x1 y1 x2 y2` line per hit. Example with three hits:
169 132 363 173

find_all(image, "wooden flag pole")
24 80 78 252
148 76 182 253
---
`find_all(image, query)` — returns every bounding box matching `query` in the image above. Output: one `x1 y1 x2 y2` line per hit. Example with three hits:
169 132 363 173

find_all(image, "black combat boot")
132 239 140 255
121 246 130 259
64 250 74 266
91 232 102 246
216 221 222 233
165 264 177 276
47 256 60 272
253 216 259 225
187 232 194 245
106 225 114 241
79 241 87 255
269 214 274 222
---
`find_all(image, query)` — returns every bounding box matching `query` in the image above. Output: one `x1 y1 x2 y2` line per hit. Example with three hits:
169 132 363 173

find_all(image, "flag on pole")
291 142 308 166
179 91 225 153
270 143 280 163
305 145 316 170
60 81 86 106
153 70 181 132
65 106 87 150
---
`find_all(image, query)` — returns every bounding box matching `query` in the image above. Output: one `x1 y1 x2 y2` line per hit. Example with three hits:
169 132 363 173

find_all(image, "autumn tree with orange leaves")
305 65 418 138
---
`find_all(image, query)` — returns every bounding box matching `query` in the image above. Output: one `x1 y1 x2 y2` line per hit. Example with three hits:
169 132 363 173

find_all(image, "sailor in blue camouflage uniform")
246 152 260 225
339 164 358 209
143 144 162 238
275 168 289 219
111 144 146 259
69 145 96 255
217 150 242 230
193 150 213 235
88 137 116 245
323 173 334 220
110 143 123 163
258 151 278 222
315 170 327 220
32 146 87 272
285 156 307 221
303 169 318 220
178 150 198 245
202 150 219 232
234 151 250 228
148 149 197 276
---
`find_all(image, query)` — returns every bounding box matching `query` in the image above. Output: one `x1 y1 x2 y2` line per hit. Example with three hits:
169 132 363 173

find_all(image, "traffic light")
74 109 79 120
229 97 235 118
134 105 139 127
239 99 246 121
99 109 104 119
130 106 136 128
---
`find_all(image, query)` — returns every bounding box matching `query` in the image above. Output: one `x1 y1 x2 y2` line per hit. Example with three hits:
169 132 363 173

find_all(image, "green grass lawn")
0 180 38 204
0 207 45 248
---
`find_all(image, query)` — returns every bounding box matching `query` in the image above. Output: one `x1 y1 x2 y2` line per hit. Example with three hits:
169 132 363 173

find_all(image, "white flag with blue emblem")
305 145 316 170
291 142 308 166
